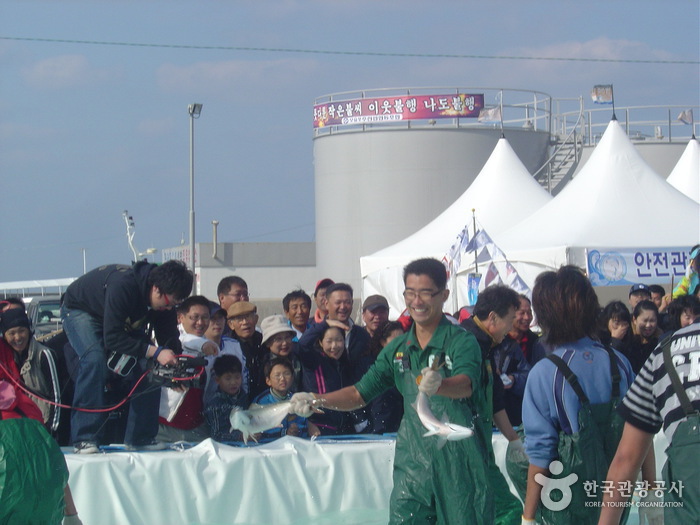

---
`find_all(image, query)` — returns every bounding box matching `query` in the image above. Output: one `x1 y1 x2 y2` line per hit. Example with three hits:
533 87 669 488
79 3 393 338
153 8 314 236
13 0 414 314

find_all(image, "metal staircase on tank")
533 97 585 195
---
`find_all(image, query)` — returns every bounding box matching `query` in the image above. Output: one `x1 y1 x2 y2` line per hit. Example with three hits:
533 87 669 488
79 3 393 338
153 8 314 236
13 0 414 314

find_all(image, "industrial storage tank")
312 87 555 291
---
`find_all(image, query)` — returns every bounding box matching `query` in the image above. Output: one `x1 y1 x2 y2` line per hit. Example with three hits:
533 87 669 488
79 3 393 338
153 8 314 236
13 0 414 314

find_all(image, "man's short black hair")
148 260 193 300
403 258 447 290
282 289 312 312
213 354 243 377
176 295 211 315
648 284 666 296
473 285 520 320
325 283 353 298
264 356 294 378
217 276 248 296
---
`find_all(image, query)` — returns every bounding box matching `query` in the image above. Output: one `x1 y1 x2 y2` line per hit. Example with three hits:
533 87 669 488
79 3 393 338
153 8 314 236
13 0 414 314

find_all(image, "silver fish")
413 391 474 449
229 401 292 445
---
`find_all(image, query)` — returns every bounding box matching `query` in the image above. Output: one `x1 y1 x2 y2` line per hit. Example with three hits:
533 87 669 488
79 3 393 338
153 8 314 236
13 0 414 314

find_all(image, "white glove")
290 392 317 418
520 516 536 525
418 367 442 396
63 514 83 525
638 490 664 525
507 438 528 460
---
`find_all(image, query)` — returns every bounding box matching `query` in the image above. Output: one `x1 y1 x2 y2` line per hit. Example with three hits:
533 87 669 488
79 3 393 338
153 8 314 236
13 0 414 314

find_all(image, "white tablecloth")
65 433 668 525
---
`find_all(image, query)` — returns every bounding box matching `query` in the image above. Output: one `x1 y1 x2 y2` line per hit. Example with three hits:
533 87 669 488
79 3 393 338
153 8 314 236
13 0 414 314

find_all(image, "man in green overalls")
291 258 493 524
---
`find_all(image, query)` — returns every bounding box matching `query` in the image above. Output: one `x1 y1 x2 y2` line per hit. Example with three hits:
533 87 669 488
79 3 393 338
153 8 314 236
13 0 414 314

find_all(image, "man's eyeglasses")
225 291 249 300
186 315 210 323
162 294 182 309
402 289 443 302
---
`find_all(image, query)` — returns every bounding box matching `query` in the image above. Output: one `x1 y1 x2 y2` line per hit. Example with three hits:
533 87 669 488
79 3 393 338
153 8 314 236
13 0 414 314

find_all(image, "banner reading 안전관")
587 247 689 286
313 93 485 128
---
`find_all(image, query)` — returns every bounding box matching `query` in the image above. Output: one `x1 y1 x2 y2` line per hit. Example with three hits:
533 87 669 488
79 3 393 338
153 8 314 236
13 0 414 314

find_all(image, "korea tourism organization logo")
534 460 685 512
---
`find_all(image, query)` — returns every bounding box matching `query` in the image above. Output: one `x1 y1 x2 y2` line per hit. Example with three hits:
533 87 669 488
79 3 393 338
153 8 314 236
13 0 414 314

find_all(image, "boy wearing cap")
629 283 651 310
361 294 390 338
227 302 266 402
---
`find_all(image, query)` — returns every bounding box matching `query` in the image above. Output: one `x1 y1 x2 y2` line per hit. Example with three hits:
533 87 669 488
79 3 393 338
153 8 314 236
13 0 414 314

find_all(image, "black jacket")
460 317 507 415
62 262 178 358
298 320 372 376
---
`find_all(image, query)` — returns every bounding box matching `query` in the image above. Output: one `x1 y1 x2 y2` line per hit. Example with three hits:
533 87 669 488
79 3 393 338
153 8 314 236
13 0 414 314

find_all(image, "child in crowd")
251 357 319 440
202 304 248 405
203 355 247 442
298 324 369 435
259 315 302 392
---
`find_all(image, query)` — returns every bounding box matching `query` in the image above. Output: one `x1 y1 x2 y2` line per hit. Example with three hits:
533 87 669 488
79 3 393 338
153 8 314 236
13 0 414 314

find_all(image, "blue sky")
1 0 698 282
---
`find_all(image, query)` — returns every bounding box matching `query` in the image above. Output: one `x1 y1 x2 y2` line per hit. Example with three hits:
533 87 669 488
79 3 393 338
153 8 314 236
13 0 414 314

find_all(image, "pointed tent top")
361 137 551 276
494 119 700 250
667 138 700 203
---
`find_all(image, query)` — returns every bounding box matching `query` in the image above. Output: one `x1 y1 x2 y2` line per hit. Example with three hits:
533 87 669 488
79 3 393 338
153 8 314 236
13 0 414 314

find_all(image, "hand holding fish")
417 366 442 396
289 392 322 417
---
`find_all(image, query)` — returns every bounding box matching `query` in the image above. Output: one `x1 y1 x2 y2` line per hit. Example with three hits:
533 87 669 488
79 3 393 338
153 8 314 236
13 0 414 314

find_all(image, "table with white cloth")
64 433 668 525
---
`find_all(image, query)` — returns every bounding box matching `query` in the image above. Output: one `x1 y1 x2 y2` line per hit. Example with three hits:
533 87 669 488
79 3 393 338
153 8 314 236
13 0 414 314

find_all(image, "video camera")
150 354 207 389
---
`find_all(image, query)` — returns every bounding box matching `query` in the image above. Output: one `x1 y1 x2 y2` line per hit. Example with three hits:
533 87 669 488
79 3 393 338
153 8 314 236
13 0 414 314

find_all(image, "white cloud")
515 36 675 63
156 58 318 94
21 54 115 89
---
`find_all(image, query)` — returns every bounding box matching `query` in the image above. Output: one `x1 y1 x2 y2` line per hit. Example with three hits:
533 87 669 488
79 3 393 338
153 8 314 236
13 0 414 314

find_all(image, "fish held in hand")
230 401 292 445
412 390 474 449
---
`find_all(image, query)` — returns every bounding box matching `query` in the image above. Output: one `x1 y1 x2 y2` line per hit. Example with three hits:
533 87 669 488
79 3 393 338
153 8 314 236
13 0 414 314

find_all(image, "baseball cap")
362 295 389 312
629 283 650 297
314 278 334 295
227 301 257 319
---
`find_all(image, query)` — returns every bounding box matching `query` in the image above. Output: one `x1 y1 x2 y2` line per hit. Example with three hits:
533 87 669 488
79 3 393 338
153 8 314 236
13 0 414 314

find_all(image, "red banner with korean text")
313 94 485 128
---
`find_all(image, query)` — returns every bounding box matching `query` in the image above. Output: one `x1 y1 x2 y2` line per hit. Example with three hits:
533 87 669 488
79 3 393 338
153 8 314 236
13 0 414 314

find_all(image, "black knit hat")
0 308 31 335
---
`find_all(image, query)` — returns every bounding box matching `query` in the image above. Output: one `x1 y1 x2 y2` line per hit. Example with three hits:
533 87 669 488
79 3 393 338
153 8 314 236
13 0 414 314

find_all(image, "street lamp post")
188 103 203 287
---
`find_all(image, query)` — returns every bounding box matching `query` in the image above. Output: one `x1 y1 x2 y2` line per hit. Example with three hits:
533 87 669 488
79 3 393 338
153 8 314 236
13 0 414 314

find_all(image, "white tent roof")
360 137 552 277
666 138 700 203
494 120 700 253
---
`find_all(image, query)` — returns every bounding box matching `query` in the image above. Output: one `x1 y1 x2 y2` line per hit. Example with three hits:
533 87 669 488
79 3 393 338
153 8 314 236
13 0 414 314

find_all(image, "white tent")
361 137 552 314
667 138 700 203
485 120 700 288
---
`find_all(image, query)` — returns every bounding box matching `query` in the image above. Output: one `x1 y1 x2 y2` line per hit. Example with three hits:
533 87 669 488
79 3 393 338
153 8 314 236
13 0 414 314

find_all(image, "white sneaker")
124 440 168 452
73 441 99 454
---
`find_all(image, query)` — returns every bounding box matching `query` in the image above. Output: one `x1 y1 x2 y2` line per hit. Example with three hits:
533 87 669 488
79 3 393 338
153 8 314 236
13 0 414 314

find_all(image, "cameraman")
61 260 193 454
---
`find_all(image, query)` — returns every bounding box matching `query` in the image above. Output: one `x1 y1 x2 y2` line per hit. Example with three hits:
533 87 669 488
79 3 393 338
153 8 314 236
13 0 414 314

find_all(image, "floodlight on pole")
188 103 203 285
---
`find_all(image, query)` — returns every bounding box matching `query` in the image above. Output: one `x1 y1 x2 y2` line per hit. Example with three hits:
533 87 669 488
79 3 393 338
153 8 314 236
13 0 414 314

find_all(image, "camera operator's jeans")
61 305 160 446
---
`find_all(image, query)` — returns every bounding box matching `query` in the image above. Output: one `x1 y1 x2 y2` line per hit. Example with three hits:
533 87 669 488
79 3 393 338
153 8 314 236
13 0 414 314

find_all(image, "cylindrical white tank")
312 88 554 292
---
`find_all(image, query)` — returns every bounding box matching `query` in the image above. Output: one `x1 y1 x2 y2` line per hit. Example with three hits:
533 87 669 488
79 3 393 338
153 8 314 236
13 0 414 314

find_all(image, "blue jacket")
522 337 634 468
252 389 309 439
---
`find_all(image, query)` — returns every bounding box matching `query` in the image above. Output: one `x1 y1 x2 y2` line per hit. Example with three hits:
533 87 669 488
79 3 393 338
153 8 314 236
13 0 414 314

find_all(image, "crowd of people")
1 245 699 524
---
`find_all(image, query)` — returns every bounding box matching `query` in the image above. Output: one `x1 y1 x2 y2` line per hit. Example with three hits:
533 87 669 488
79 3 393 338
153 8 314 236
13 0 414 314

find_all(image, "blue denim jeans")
61 305 160 446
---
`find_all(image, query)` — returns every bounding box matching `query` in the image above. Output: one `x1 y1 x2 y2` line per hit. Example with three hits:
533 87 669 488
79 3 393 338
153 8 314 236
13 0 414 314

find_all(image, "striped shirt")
618 321 700 443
